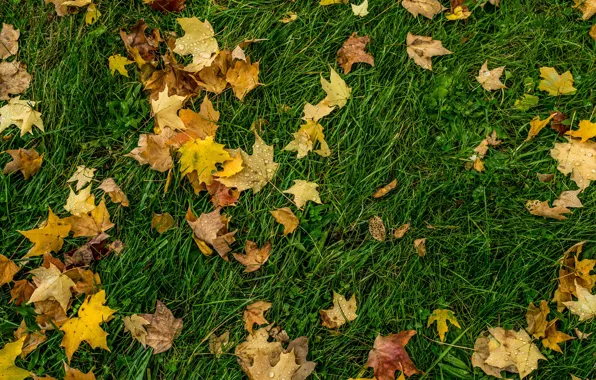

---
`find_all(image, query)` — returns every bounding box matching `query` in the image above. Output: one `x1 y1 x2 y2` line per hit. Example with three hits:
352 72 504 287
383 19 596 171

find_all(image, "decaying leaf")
123 314 150 347
0 61 31 100
246 350 300 379
174 18 219 72
373 179 397 198
67 166 96 191
320 291 358 329
368 216 386 242
185 207 237 259
206 180 240 208
553 189 583 208
352 0 369 17
63 233 111 269
302 102 335 122
209 330 230 358
446 0 472 20
563 281 596 321
526 114 555 141
427 309 461 342
514 94 539 111
414 238 426 256
235 326 283 370
45 0 91 17
10 280 34 306
551 137 596 190
233 241 272 273
226 58 260 101
0 337 30 380
28 263 75 312
573 0 596 20
406 33 452 71
63 363 96 380
152 212 175 233
537 173 554 183
526 300 549 339
0 96 44 136
13 320 46 359
337 33 374 74
140 300 183 354
108 54 133 77
243 301 272 334
3 148 43 179
538 67 576 96
0 254 19 286
270 207 299 236
476 61 506 91
34 300 69 330
552 242 596 311
574 327 592 340
120 20 161 63
549 111 570 135
525 200 571 221
98 178 129 206
18 208 71 257
126 129 175 172
170 96 220 144
393 223 410 239
283 120 331 158
541 319 573 353
402 0 446 19
279 12 298 23
85 3 100 25
283 180 322 209
366 331 421 379
0 23 19 59
66 197 115 237
566 119 596 142
320 68 351 109
144 0 186 13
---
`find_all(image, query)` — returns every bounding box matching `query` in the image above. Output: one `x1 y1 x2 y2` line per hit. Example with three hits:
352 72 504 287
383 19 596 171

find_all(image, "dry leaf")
320 291 358 328
270 207 299 236
563 281 596 321
427 309 461 342
553 189 583 208
526 300 549 339
351 0 369 17
233 241 272 273
368 216 386 242
591 24 596 40
279 12 298 23
366 331 421 379
123 314 150 347
3 148 43 179
538 67 576 96
34 300 68 330
402 0 446 19
144 60 201 100
185 207 237 260
243 301 272 334
406 33 452 71
0 23 19 59
226 58 260 101
574 0 596 20
28 263 75 312
18 208 71 257
541 319 573 353
525 200 571 221
140 300 183 354
476 61 506 91
526 114 555 141
235 326 283 371
393 223 410 239
98 178 129 206
372 179 397 198
144 0 186 13
126 129 175 173
0 61 31 100
302 102 335 122
246 351 300 380
337 33 374 74
65 197 114 237
283 120 331 158
0 254 19 286
550 111 570 135
64 363 96 380
120 20 160 64
551 137 596 190
174 18 219 72
283 180 322 209
85 3 100 25
14 320 47 358
320 68 351 108
209 330 230 358
67 166 96 191
10 280 34 305
151 85 187 132
414 238 426 256
574 327 592 340
552 242 596 311
151 213 175 233
537 173 554 183
206 180 240 207
321 0 346 4
446 0 471 20
566 119 596 142
0 96 44 136
64 185 95 217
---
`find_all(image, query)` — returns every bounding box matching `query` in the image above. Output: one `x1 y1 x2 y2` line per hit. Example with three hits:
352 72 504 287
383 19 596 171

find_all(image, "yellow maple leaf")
28 263 75 312
574 0 596 20
173 18 219 72
320 291 358 328
0 337 29 380
320 68 351 108
566 120 596 142
85 3 100 25
283 180 322 209
563 281 596 321
108 54 133 77
445 6 471 20
18 208 71 257
0 96 44 136
284 120 331 159
320 0 345 5
178 136 231 187
538 67 577 96
60 289 117 362
65 197 115 238
64 184 96 217
151 85 187 132
427 309 461 342
226 59 260 101
551 137 596 190
526 114 555 141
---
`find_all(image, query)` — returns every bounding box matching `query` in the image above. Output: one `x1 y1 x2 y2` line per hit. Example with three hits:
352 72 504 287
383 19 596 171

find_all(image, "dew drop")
268 372 275 378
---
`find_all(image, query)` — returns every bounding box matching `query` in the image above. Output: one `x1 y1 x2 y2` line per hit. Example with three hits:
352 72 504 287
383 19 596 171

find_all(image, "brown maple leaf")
10 279 34 305
63 233 111 269
120 20 160 63
337 33 374 74
206 181 240 208
126 129 175 172
0 23 19 59
185 207 237 260
0 61 31 100
140 300 183 354
366 331 421 379
550 111 569 135
143 60 200 100
226 58 260 101
233 241 271 273
0 254 19 286
243 301 272 334
143 0 186 13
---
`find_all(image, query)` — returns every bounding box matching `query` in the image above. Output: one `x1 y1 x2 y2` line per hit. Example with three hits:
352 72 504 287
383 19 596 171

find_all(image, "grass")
1 0 596 378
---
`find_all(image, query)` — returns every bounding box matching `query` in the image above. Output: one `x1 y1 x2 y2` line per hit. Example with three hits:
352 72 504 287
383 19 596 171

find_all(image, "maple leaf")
402 0 446 19
574 0 596 20
98 178 129 206
235 326 283 371
553 189 583 208
64 185 95 217
406 33 452 71
514 94 539 111
185 207 237 259
45 0 91 16
320 291 357 329
67 268 102 295
550 111 570 135
123 314 150 347
270 207 299 236
283 180 322 209
178 136 231 186
337 33 374 74
144 59 201 100
169 96 220 146
414 238 426 256
525 200 571 220
244 301 272 334
526 114 555 141
279 12 298 23
553 242 596 311
574 327 592 340
152 212 175 234
427 309 461 342
476 61 506 91
352 0 369 16
320 68 351 108
34 300 68 330
0 337 30 380
566 119 596 142
373 179 397 198
60 289 116 361
3 148 43 180
0 61 31 100
85 3 100 25
541 319 573 353
0 23 19 59
303 102 335 122
28 263 75 312
0 254 19 286
67 165 96 191
393 223 410 239
446 3 471 20
144 0 186 13
563 281 596 321
65 197 115 237
369 216 386 242
14 320 47 358
538 67 576 96
551 137 596 189
10 279 34 306
126 129 175 172
108 54 133 77
217 132 279 193
209 330 230 358
206 180 241 208
525 300 549 339
140 300 183 354
233 241 272 273
246 350 300 380
284 120 331 158
173 18 219 72
19 208 71 257
120 20 160 63
226 58 260 101
63 233 109 269
151 85 187 132
366 331 421 379
64 363 96 380
0 96 43 136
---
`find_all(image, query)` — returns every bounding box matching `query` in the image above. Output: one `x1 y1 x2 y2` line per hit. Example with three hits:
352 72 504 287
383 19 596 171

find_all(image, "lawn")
1 0 596 379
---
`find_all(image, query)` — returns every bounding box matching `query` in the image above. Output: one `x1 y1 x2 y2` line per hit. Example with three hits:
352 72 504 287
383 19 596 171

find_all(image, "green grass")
1 0 596 378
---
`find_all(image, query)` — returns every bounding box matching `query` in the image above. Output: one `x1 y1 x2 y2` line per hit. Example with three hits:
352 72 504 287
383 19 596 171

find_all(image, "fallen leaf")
233 241 271 273
246 350 300 380
45 0 91 17
0 337 30 380
538 67 576 96
173 96 219 142
427 309 461 342
64 185 95 217
537 173 554 183
67 166 96 191
63 233 110 269
406 33 452 71
14 320 47 358
285 337 317 380
0 23 19 59
541 319 573 353
120 20 160 63
566 119 596 142
393 223 410 239
337 33 374 74
369 216 386 242
563 281 596 321
366 331 421 379
402 0 445 19
373 179 397 198
174 18 219 71
185 207 237 259
550 111 570 135
231 45 246 62
85 3 100 25
446 5 471 20
574 0 596 20
98 178 129 206
574 327 592 340
270 207 299 236
209 330 230 358
320 291 358 328
126 129 175 172
235 326 283 371
514 94 539 111
320 68 351 108
351 0 369 17
67 268 102 296
108 54 133 77
66 197 115 237
551 137 596 190
476 61 506 91
28 264 75 312
302 102 335 122
0 96 43 136
18 208 71 257
3 148 43 180
525 300 549 339
34 300 68 330
552 242 596 311
526 114 556 141
144 0 186 13
279 12 298 23
144 60 201 100
283 180 322 209
151 85 187 132
10 280 34 305
139 300 183 355
226 58 260 100
178 136 232 187
414 238 426 256
0 61 31 100
283 120 331 158
525 200 571 220
206 180 240 207
269 326 290 344
0 254 19 286
151 213 175 234
123 314 150 347
552 189 583 208
64 363 96 380
591 24 596 40
321 0 346 4
244 301 272 334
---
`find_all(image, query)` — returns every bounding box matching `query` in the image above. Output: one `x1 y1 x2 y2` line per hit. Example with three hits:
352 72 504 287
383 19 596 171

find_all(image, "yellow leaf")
178 136 231 187
551 137 596 190
2 148 43 180
225 59 260 101
566 120 596 142
0 337 30 380
526 114 555 141
173 18 219 72
351 0 369 17
0 254 19 286
65 197 115 237
283 120 331 159
541 319 574 353
18 208 71 257
0 96 44 136
320 291 358 328
445 5 472 20
64 362 96 380
563 281 596 321
151 213 175 234
64 185 96 217
85 3 100 25
108 54 133 77
60 290 117 362
270 207 299 236
427 309 461 342
538 67 576 96
573 0 596 20
151 85 187 132
320 68 351 108
320 0 345 4
283 180 322 209
67 165 96 191
28 264 75 312
215 149 243 177
406 33 452 71
279 12 298 23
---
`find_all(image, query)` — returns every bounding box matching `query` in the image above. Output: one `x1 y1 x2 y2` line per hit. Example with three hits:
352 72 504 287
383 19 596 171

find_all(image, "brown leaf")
0 61 31 100
414 238 426 256
373 179 397 198
574 327 592 340
65 268 102 296
63 233 111 269
0 254 19 286
476 61 506 91
284 337 317 380
34 300 68 330
393 223 410 239
537 173 554 183
243 301 271 334
550 111 569 135
14 320 47 358
209 330 230 358
552 190 583 209
185 207 237 260
10 279 34 305
235 326 283 371
246 350 300 380
366 331 421 379
369 216 386 241
206 181 240 208
168 96 220 146
42 253 65 272
552 242 596 311
226 58 260 101
270 207 299 236
525 300 549 339
65 197 114 237
64 362 96 380
140 300 183 354
337 33 374 74
98 178 129 207
120 20 160 63
123 314 150 347
0 23 19 59
269 326 290 344
525 200 571 221
320 291 358 329
406 33 452 71
144 61 200 100
233 241 271 273
143 0 186 13
151 213 175 234
126 129 175 173
402 0 446 19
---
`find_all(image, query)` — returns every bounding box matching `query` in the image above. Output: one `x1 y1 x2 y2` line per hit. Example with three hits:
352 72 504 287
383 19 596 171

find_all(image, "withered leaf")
366 331 421 379
0 23 19 59
337 33 374 74
185 207 237 260
143 0 186 13
0 61 31 100
226 58 260 101
206 181 240 208
0 254 19 286
98 178 129 207
243 301 272 334
126 129 175 172
393 223 410 239
320 291 358 329
369 216 386 242
14 320 47 358
233 241 271 273
10 280 34 306
140 300 183 354
123 314 150 347
373 179 397 198
526 200 571 221
151 212 175 234
3 148 43 180
406 33 452 71
270 207 299 236
414 238 426 256
209 330 230 358
120 20 160 63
